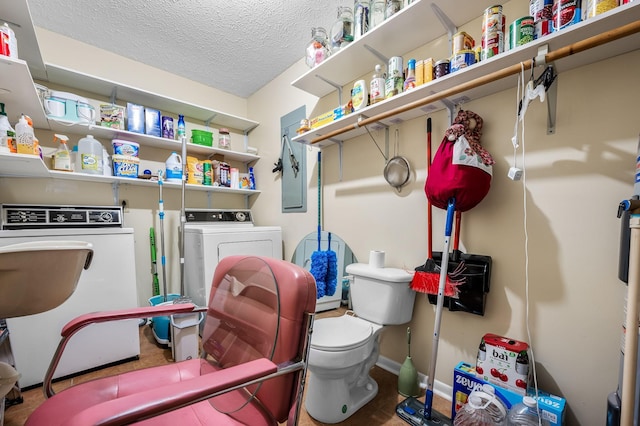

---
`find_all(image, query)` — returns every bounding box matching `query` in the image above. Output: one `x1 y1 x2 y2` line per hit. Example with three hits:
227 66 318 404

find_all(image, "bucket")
165 152 182 183
148 293 182 345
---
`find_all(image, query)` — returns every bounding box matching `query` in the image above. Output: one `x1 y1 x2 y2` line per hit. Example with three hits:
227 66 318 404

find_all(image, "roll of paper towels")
369 250 385 268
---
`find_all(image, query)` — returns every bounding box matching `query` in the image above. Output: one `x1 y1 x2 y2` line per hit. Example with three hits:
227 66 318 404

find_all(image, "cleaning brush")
325 232 338 296
311 226 328 299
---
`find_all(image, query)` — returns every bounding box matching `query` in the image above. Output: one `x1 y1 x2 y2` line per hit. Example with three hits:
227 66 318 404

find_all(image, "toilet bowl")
305 262 415 424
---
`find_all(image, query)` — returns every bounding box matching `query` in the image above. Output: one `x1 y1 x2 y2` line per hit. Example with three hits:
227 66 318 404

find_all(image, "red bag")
425 110 494 212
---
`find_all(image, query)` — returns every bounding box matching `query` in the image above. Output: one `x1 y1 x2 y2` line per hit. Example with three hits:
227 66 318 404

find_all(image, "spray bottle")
52 134 72 171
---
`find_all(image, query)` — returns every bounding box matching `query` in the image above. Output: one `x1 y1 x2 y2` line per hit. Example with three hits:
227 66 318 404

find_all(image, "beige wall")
1 5 638 425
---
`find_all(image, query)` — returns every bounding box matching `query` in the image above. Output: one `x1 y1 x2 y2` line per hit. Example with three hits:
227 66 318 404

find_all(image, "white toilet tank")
345 263 416 325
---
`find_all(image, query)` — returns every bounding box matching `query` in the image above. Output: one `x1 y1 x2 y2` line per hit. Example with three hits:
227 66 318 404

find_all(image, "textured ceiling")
27 0 337 98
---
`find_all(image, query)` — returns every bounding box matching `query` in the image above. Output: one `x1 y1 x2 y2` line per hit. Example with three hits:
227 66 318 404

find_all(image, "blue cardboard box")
126 102 145 134
145 108 161 137
453 361 566 425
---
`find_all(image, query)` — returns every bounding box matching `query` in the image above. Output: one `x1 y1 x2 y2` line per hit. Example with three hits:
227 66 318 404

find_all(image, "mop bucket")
170 311 204 361
148 293 182 345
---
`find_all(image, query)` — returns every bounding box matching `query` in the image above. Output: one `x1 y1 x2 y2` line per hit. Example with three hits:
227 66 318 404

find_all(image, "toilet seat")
312 315 377 352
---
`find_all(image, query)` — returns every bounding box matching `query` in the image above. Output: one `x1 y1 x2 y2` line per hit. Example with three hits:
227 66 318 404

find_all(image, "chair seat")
25 359 274 426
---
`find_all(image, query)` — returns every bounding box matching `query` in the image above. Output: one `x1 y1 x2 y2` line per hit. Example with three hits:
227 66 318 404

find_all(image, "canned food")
530 0 553 38
586 0 618 18
482 5 505 61
453 31 475 55
552 0 582 32
450 50 476 73
509 16 535 49
202 160 212 186
434 59 450 79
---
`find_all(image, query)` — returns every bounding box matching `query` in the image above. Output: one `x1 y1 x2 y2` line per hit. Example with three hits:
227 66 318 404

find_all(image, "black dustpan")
427 211 492 316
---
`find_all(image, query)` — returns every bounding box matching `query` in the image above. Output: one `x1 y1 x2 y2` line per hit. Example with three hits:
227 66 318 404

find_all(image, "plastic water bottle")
77 135 104 175
165 151 182 182
454 384 507 425
507 396 548 426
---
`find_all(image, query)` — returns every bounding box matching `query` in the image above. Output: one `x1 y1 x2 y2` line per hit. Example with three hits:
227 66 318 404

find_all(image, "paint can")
509 16 535 49
530 0 553 39
434 59 450 79
586 0 618 18
481 5 506 61
450 50 476 73
452 31 474 55
552 0 582 32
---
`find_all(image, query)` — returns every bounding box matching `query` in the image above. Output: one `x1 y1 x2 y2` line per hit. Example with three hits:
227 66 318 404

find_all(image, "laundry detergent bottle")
165 151 182 183
77 135 103 175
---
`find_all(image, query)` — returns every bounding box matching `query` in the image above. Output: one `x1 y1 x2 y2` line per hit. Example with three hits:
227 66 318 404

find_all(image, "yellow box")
416 60 424 86
311 110 334 129
423 58 435 83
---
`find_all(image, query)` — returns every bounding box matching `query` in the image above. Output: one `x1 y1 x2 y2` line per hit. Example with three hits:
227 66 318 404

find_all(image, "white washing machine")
183 209 282 309
0 204 140 388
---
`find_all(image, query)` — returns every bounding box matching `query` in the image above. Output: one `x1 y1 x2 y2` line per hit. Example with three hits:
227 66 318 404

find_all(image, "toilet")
305 262 416 424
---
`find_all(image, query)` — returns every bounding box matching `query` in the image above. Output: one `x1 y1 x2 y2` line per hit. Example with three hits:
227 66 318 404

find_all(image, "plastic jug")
454 384 507 426
507 396 549 426
165 151 182 182
77 135 103 175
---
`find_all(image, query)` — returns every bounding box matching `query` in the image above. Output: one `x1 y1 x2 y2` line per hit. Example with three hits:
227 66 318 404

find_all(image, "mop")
310 151 328 299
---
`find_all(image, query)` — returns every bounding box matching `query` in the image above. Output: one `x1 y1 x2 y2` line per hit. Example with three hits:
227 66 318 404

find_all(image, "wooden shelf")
292 1 640 146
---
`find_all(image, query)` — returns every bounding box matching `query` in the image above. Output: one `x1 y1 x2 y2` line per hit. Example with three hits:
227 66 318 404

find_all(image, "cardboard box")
126 102 145 134
453 361 566 425
476 333 530 395
100 104 125 130
144 108 161 137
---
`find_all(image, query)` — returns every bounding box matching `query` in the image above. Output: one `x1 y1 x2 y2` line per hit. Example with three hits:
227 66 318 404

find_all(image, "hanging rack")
308 19 640 145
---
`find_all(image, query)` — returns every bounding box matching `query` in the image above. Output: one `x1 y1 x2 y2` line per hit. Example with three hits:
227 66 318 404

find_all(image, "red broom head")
410 271 461 298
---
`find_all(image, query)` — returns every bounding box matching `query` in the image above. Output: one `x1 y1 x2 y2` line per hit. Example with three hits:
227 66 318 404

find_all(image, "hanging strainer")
383 129 411 192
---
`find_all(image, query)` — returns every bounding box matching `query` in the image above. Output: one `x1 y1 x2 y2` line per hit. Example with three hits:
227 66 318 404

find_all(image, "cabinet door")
280 106 307 213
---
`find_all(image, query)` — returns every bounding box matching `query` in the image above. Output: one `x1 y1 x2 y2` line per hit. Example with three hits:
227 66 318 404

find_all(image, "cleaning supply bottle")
370 64 386 104
0 103 13 153
15 114 34 155
52 134 72 172
77 135 103 175
70 145 78 172
165 151 182 182
507 396 549 425
248 166 256 190
176 115 186 141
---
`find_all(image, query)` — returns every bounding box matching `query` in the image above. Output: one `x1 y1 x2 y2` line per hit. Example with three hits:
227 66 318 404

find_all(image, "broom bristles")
410 270 461 298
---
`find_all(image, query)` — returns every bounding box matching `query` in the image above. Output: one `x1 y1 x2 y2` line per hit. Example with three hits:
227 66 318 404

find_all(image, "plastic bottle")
102 147 112 176
404 58 417 91
70 145 78 172
53 134 72 172
454 384 507 426
370 64 386 104
248 167 256 190
0 103 14 153
351 80 368 111
77 135 104 175
507 396 549 426
165 151 183 182
176 115 186 141
15 114 35 155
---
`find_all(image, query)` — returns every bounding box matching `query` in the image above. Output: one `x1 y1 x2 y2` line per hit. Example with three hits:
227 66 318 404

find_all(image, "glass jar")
354 0 370 40
385 0 403 19
330 6 354 52
218 128 231 150
370 1 386 28
305 27 330 68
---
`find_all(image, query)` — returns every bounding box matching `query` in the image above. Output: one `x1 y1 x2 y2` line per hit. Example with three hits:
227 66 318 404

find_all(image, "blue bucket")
148 294 182 345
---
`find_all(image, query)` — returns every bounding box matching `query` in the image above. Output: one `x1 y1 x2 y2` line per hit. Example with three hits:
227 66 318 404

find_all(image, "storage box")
476 333 530 395
112 154 139 178
100 104 125 130
453 361 566 425
145 108 161 137
126 103 145 134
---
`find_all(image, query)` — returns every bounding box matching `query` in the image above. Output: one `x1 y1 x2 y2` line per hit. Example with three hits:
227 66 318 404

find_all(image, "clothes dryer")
0 204 140 388
183 209 282 309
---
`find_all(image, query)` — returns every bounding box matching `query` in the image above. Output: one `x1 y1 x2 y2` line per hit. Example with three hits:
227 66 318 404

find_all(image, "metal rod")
309 19 640 145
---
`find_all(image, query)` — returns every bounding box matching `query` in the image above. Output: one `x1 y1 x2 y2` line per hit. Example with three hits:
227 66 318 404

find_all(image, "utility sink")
0 241 93 318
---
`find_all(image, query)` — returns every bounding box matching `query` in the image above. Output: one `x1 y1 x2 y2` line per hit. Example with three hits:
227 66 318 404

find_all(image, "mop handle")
328 231 332 250
427 117 433 258
317 151 322 251
158 171 168 302
424 198 455 419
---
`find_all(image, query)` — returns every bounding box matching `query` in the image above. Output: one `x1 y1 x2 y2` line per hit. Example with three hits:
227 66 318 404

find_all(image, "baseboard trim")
376 355 453 403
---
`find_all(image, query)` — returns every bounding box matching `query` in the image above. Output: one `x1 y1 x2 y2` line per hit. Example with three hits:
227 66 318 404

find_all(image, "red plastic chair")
26 255 317 426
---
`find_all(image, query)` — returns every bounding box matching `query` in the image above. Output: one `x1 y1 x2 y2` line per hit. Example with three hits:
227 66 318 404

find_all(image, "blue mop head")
325 232 338 296
310 250 327 299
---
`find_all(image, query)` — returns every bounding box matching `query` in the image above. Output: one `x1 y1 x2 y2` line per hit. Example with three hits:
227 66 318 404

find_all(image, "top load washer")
183 209 282 308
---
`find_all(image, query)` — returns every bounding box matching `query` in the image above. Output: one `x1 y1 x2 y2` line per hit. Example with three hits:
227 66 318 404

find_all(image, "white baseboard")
376 355 453 403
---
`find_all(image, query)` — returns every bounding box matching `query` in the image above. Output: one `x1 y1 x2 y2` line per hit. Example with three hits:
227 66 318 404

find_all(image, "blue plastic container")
148 293 182 345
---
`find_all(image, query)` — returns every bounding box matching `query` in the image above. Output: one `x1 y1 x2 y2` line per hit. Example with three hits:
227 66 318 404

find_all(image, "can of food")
202 160 212 186
482 5 506 61
450 50 476 73
509 16 535 49
452 31 475 55
552 0 582 32
434 59 450 79
586 0 618 18
530 0 553 39
219 162 231 187
423 57 435 82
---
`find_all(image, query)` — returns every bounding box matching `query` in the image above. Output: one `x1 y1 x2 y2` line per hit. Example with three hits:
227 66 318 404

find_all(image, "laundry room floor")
2 308 450 426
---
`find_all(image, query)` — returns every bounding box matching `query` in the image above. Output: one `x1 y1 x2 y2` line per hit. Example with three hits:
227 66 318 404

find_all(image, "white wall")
1 8 637 426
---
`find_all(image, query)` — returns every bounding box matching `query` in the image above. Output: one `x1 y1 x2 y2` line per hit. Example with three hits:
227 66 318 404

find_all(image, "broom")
310 151 327 299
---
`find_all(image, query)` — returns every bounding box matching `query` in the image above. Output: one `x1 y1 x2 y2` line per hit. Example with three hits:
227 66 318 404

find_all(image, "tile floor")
3 309 451 425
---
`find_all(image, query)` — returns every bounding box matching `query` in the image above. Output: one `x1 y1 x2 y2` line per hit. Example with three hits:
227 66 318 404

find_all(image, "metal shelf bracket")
431 4 457 53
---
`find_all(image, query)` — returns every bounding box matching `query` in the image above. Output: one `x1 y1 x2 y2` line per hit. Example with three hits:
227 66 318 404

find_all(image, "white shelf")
44 64 259 133
293 1 640 146
0 153 261 195
0 56 49 129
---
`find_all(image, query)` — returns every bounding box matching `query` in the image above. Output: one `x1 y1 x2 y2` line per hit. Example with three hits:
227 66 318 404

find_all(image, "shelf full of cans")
293 0 640 146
